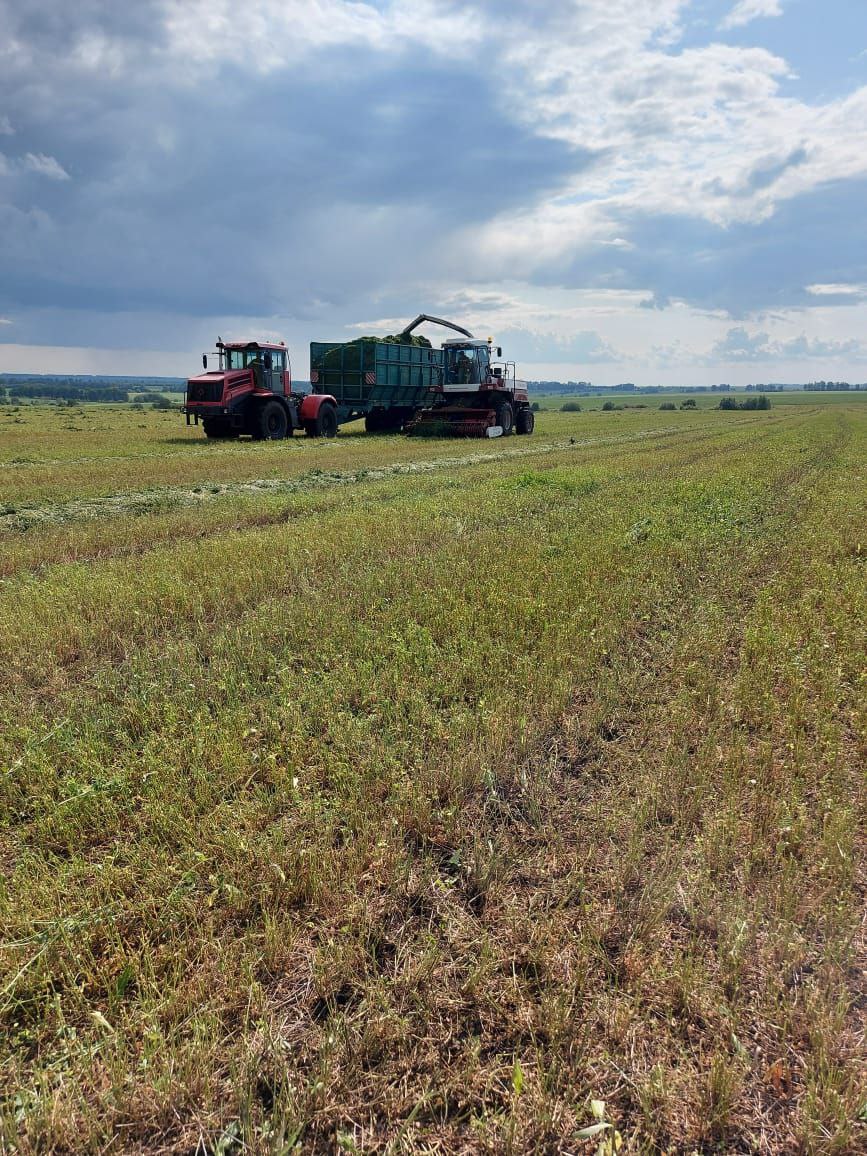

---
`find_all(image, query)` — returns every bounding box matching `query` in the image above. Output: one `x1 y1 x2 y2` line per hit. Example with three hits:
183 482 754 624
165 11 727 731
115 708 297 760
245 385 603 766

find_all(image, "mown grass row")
0 404 864 1153
0 404 785 506
0 414 781 579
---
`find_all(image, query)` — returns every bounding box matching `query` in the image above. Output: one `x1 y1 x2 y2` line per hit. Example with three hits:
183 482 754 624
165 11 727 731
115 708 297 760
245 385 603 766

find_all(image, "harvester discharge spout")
399 314 475 341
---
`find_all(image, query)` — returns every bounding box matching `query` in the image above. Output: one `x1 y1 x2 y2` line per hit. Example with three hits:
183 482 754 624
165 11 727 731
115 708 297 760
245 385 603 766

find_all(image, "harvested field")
1 397 865 1153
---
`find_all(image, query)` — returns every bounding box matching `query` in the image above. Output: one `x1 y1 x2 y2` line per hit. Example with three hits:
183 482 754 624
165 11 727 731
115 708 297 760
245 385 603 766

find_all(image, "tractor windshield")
225 348 269 370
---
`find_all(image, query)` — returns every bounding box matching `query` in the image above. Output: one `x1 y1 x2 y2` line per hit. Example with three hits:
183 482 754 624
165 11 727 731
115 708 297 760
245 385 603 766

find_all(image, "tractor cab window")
269 350 285 391
225 349 259 370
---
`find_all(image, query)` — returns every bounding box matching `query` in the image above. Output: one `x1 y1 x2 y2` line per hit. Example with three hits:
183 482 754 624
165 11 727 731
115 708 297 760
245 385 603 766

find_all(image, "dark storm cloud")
0 23 586 326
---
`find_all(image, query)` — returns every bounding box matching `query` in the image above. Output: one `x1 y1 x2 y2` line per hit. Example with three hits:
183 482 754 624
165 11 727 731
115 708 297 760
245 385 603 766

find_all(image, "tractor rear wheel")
305 404 338 438
516 408 535 435
495 400 514 436
257 400 289 440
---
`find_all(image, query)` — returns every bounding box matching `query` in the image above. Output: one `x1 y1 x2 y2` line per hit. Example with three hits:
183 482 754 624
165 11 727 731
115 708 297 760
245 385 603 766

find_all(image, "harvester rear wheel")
516 408 535 435
257 400 289 440
495 400 514 436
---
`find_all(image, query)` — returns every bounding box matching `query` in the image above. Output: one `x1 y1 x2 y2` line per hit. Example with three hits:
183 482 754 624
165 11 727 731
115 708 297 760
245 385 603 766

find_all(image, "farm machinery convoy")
182 314 534 440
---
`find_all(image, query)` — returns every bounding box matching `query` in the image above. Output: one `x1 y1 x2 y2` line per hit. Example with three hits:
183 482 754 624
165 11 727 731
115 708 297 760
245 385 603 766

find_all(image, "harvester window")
448 349 480 385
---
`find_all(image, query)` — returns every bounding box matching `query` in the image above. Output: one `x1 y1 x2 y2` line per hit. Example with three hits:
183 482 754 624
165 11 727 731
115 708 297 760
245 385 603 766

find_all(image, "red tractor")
183 338 339 439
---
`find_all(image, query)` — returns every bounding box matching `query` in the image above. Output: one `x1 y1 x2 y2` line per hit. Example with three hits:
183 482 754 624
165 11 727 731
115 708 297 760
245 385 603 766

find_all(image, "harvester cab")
443 341 489 386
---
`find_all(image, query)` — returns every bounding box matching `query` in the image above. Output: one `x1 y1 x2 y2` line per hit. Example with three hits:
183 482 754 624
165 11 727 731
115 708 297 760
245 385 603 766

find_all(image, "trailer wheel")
306 403 338 438
495 400 514 436
516 408 535 435
257 400 289 440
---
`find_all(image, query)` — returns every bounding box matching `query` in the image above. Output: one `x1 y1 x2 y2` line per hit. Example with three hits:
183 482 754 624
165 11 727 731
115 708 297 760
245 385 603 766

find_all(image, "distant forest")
0 375 185 404
1 372 864 404
530 380 866 394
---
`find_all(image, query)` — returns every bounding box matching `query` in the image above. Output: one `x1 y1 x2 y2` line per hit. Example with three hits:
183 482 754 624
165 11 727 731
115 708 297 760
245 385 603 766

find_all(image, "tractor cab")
442 339 493 388
218 341 288 395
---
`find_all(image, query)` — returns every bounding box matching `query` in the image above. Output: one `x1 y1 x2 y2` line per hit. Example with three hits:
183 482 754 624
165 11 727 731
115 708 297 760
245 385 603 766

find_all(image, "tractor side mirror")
202 354 207 369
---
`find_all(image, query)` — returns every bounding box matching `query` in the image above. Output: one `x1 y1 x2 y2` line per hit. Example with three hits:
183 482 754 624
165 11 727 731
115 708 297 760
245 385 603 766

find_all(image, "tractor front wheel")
257 400 289 440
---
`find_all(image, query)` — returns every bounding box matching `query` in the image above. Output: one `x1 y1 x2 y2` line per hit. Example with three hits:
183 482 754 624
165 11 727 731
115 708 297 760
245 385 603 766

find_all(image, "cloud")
720 1 784 32
21 152 70 180
706 325 863 362
1 0 866 383
0 150 70 180
806 283 867 298
0 116 13 135
710 326 773 359
778 334 862 358
162 0 484 71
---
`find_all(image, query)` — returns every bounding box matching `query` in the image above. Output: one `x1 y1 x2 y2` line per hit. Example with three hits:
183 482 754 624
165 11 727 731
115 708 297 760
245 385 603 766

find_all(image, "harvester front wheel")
516 408 535 435
495 400 514 436
257 400 289 440
305 403 338 438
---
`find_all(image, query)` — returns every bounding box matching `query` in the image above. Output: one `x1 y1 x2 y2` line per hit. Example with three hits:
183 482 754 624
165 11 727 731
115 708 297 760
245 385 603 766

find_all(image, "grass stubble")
0 399 864 1153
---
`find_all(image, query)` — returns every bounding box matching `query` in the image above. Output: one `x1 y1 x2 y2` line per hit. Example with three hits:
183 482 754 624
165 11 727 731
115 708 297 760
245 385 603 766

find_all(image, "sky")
1 0 866 386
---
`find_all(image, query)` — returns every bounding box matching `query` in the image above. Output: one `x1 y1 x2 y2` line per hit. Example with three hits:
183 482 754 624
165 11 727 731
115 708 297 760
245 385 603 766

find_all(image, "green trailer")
309 337 442 432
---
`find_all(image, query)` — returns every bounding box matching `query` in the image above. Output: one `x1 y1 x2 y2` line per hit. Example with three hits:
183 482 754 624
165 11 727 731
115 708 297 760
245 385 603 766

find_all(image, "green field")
1 396 865 1153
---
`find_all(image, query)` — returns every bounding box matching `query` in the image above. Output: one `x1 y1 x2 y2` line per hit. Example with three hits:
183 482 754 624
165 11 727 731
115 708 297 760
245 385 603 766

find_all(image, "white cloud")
720 1 783 32
21 152 70 180
0 115 12 135
162 0 483 71
1 150 70 180
450 3 867 275
806 283 867 298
